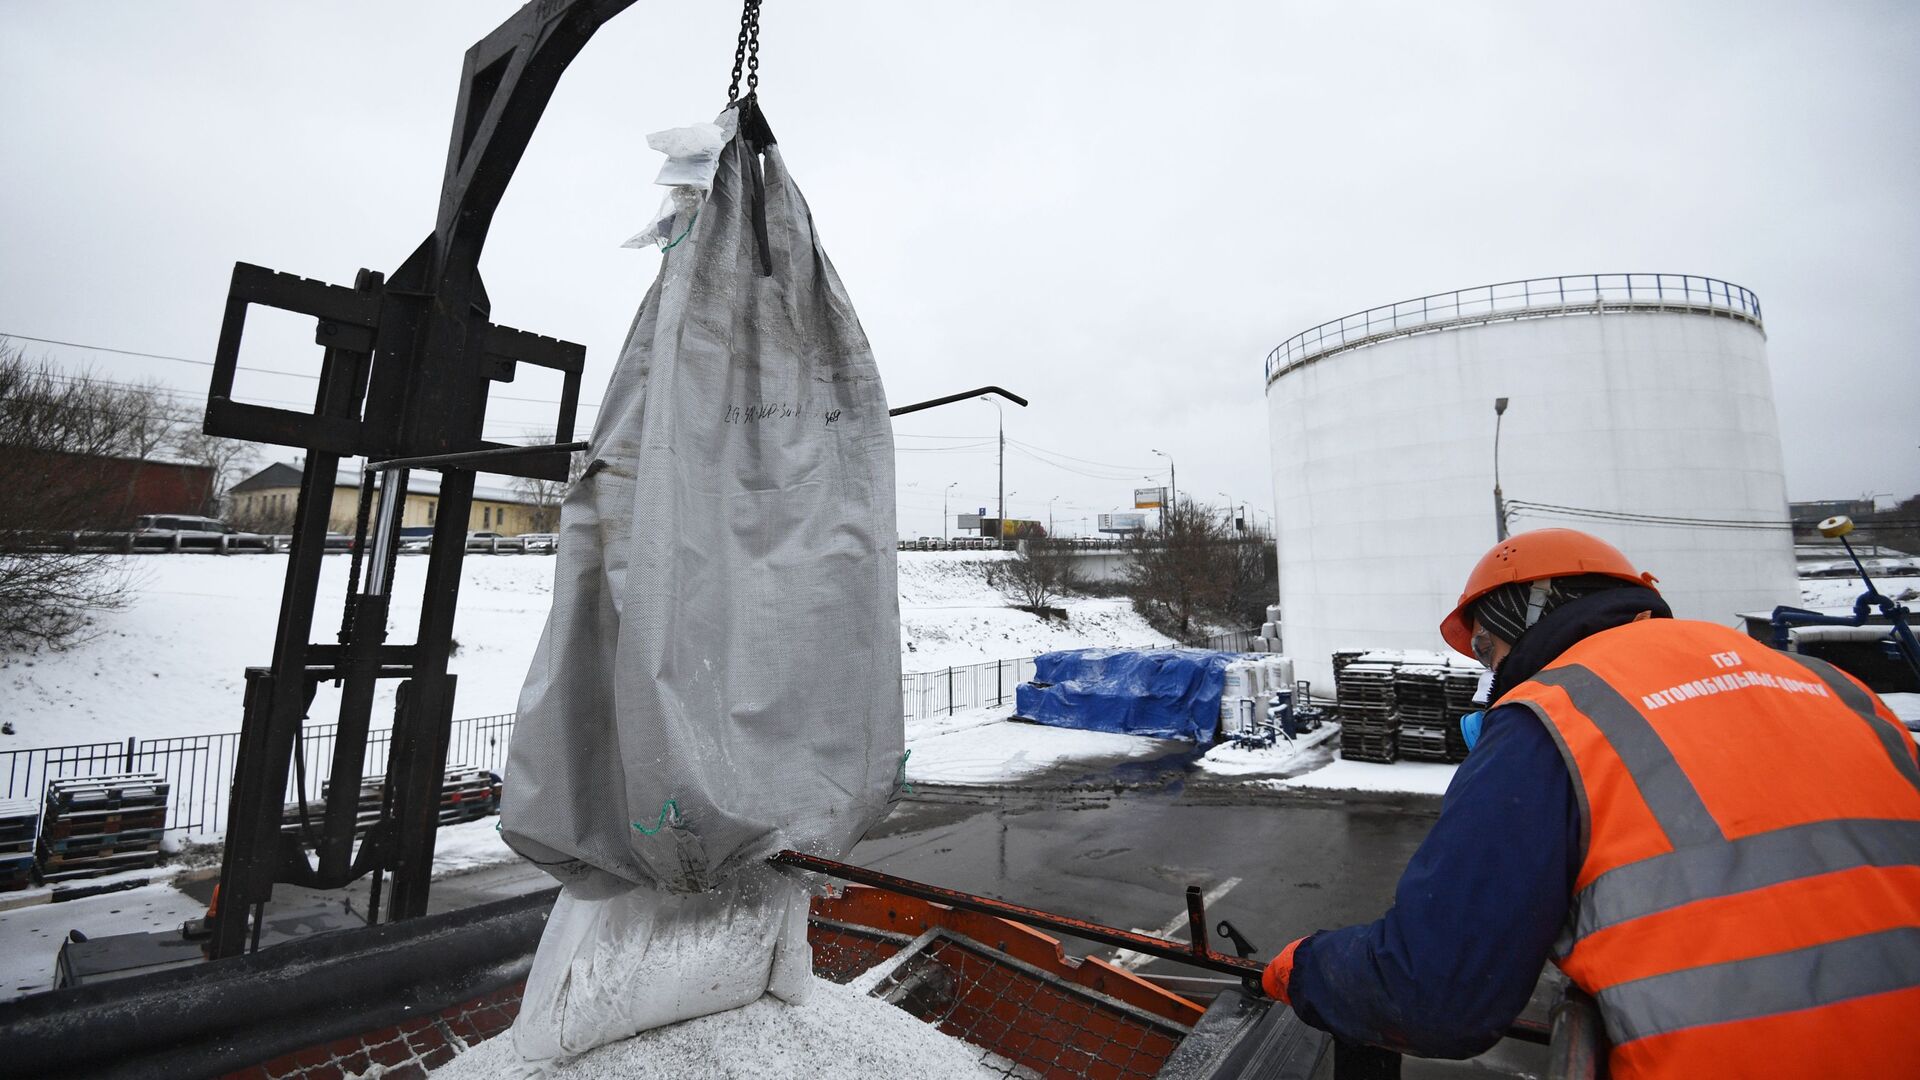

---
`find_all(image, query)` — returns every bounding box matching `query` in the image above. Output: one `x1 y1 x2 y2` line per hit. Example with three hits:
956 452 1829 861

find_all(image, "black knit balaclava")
1470 573 1636 644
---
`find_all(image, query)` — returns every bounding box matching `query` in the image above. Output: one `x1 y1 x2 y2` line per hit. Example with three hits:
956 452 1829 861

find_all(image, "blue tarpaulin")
1013 648 1240 742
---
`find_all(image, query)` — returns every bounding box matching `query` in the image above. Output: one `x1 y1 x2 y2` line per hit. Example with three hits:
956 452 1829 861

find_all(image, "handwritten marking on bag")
722 402 845 427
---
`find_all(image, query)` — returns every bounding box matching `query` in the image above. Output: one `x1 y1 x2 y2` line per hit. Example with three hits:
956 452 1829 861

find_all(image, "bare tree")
998 539 1082 614
1125 498 1223 640
0 343 162 651
1122 498 1275 643
169 406 259 518
1220 522 1278 629
513 437 587 533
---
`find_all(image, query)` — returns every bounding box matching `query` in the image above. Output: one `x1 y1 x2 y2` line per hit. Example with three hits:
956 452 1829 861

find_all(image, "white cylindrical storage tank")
1265 274 1797 693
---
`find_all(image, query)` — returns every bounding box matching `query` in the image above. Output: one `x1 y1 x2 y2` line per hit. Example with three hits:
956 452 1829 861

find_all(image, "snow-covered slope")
897 551 1172 669
2 551 1171 748
0 554 553 747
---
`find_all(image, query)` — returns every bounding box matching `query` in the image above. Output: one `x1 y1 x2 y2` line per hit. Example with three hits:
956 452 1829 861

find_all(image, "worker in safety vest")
1259 528 1920 1077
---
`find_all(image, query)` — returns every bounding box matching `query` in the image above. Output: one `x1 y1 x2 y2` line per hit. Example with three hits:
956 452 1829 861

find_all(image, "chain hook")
726 0 763 105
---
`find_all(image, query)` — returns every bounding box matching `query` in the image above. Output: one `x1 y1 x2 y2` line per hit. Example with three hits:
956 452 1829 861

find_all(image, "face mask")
1460 710 1485 752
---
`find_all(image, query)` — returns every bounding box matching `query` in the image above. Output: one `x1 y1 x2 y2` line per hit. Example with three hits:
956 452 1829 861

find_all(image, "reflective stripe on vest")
1788 652 1920 793
1563 816 1920 944
1597 925 1920 1045
1502 622 1920 1064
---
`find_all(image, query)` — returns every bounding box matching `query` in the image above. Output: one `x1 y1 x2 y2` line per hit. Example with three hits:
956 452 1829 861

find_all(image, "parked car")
464 531 523 553
519 533 558 554
132 514 271 551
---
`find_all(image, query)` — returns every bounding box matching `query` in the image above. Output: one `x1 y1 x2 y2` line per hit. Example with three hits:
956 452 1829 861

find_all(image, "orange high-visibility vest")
1500 618 1920 1079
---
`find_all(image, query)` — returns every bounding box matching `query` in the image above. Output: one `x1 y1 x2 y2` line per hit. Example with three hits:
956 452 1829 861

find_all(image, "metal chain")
726 0 762 104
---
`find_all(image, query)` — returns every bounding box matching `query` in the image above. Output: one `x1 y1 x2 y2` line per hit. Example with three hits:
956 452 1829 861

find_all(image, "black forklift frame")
202 0 637 959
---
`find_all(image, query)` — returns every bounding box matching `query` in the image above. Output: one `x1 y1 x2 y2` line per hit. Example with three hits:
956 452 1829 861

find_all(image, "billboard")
957 513 983 530
982 518 1045 539
1098 513 1148 534
1133 486 1168 509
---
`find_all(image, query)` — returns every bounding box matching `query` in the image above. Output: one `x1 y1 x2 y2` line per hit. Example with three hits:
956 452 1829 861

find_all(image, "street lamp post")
1493 397 1510 541
1048 495 1060 536
1150 449 1175 513
944 481 958 540
981 396 1006 546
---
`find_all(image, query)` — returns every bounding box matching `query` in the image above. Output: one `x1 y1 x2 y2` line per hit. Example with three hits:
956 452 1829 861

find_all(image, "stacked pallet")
1335 651 1488 765
0 798 39 890
38 774 168 881
1336 661 1399 763
1396 665 1454 762
280 764 500 841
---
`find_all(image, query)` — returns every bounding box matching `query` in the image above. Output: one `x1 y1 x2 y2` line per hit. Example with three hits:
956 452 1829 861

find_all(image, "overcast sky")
3 1 1915 537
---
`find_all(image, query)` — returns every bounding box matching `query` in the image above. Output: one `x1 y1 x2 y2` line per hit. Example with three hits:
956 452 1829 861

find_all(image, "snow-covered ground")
0 816 520 1000
0 554 554 747
0 551 1170 749
896 551 1172 669
1192 724 1340 778
1885 693 1919 731
4 560 1907 825
1794 573 1920 609
0 876 207 998
903 706 1184 786
1268 757 1459 797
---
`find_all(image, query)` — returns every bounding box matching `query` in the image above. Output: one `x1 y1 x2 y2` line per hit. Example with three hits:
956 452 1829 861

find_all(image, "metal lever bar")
770 849 1267 984
888 386 1029 418
365 440 590 473
770 849 1557 1046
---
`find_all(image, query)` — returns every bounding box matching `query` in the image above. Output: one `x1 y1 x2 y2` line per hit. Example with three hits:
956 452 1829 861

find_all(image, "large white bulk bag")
499 103 901 1062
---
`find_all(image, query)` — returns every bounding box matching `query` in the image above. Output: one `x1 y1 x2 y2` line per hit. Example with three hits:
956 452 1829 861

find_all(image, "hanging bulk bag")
500 102 902 1059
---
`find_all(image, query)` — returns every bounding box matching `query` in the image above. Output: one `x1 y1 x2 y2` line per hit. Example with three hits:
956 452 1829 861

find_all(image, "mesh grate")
875 935 1185 1080
809 918 910 984
225 983 522 1080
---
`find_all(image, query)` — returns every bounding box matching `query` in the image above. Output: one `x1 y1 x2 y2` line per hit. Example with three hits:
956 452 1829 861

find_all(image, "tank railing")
1265 273 1763 382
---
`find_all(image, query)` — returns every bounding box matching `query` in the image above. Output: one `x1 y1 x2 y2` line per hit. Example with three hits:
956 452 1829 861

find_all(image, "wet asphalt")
850 788 1438 966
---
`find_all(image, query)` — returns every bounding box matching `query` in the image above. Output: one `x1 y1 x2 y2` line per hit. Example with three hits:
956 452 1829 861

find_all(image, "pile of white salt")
430 975 1000 1079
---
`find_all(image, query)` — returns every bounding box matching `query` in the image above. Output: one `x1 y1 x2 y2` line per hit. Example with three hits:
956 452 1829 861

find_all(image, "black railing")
1 713 517 838
1266 273 1764 383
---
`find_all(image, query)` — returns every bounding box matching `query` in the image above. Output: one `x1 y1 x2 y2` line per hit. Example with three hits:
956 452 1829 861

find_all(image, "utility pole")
944 481 957 541
1493 397 1510 541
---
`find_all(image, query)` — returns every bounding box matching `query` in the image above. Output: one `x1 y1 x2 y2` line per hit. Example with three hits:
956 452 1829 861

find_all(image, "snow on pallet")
37 774 169 882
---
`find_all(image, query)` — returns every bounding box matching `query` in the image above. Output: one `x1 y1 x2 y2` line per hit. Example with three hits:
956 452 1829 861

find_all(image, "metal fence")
0 714 517 838
1265 273 1764 382
1 638 1256 838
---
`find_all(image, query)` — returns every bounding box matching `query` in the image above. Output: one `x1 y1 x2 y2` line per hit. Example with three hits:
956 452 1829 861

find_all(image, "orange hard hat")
1440 528 1658 656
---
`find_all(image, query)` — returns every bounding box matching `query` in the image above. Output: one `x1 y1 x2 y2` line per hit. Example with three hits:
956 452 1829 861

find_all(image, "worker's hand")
1262 937 1306 1003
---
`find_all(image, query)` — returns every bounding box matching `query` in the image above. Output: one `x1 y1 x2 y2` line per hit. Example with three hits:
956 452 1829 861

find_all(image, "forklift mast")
201 0 637 959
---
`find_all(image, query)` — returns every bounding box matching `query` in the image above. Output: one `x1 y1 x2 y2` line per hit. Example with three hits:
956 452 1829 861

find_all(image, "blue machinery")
1768 516 1920 689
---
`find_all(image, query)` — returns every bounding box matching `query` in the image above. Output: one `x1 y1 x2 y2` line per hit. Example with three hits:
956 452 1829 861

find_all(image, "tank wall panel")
1267 310 1796 693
